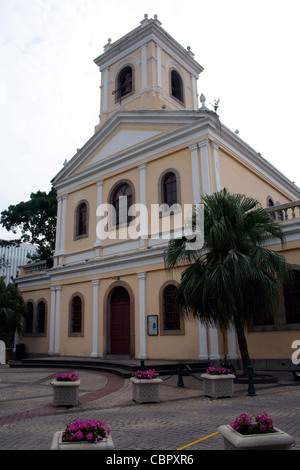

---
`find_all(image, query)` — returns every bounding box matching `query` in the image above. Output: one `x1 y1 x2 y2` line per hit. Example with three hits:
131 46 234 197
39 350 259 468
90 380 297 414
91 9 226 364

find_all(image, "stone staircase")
9 356 209 379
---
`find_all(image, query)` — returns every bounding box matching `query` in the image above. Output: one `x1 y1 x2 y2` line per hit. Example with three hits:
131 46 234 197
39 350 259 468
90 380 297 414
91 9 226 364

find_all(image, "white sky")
1 0 300 240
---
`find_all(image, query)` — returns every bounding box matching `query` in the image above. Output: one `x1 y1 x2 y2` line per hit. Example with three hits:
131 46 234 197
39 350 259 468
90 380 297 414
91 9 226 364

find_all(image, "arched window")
163 172 177 206
112 183 133 226
75 201 88 238
25 301 34 334
70 296 82 334
284 270 300 324
170 70 184 104
115 66 133 101
163 284 180 330
37 300 46 334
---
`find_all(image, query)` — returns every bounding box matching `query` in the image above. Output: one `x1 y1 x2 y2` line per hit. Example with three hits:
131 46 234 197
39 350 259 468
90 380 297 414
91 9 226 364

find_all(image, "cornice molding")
94 21 203 77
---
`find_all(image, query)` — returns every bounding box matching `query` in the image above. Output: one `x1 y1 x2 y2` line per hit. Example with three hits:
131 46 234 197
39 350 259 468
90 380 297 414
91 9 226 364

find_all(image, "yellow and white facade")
17 16 300 370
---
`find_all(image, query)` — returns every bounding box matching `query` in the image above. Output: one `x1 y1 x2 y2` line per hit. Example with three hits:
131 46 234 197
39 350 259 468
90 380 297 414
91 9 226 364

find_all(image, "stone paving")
0 365 299 451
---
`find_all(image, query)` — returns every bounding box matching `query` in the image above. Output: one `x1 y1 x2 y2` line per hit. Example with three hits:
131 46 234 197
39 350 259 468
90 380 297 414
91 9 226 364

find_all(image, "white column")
198 139 211 196
209 325 220 360
48 286 56 355
141 44 147 92
227 324 238 359
95 180 103 248
156 44 162 90
91 279 100 358
198 321 209 360
192 75 198 110
54 196 62 254
54 285 61 355
138 163 147 241
211 141 221 192
102 68 109 113
189 143 201 204
138 272 148 359
60 194 68 254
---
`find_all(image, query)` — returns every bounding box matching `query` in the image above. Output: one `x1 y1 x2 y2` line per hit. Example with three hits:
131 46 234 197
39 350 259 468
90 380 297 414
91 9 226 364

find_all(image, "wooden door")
110 287 131 355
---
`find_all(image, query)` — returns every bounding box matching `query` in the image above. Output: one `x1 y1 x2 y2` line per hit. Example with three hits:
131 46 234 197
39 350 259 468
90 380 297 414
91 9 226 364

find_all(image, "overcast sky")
1 0 300 240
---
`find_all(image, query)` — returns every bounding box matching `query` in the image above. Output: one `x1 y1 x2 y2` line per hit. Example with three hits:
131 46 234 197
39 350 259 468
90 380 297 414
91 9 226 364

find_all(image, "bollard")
177 362 184 387
247 365 256 396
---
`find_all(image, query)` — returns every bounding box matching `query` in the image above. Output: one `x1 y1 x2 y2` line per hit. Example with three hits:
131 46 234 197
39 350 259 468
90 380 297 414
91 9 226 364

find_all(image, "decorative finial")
200 93 206 108
104 38 112 51
144 14 148 19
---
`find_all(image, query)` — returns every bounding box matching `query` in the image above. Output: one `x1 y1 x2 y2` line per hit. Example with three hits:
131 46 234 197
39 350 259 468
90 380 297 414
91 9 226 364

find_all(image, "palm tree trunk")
234 317 253 375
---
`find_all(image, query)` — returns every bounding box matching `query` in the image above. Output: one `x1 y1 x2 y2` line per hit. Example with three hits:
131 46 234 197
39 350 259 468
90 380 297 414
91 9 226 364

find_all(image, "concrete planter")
201 373 235 398
130 377 163 403
51 431 114 450
218 425 295 450
51 379 80 407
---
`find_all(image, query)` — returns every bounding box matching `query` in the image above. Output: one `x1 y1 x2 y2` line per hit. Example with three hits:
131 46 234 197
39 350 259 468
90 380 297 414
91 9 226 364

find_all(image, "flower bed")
62 419 110 443
130 369 162 403
205 366 231 375
132 369 159 379
201 367 235 398
230 412 275 435
51 419 114 450
218 412 295 450
55 372 79 382
51 372 80 407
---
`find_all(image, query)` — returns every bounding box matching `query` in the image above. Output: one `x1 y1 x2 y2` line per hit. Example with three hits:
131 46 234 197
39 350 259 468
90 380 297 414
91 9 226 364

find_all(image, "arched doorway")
110 286 131 355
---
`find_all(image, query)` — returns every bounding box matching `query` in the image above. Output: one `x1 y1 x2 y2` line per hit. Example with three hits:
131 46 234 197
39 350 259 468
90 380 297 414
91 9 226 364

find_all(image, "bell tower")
94 15 204 131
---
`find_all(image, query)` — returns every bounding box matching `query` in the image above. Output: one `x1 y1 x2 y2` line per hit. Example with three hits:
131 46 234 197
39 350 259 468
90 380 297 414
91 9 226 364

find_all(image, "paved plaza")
0 364 299 452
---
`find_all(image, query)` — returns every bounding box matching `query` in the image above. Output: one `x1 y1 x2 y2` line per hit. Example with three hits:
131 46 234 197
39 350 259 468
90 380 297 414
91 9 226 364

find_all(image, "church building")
16 16 300 371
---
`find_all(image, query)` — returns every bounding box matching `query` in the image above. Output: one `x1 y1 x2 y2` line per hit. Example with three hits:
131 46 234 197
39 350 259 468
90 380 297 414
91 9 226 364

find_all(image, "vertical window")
170 70 184 104
112 183 132 226
115 66 133 101
75 201 88 239
71 296 82 334
163 172 177 206
163 285 180 330
78 203 87 236
37 301 46 334
284 270 300 324
25 301 34 334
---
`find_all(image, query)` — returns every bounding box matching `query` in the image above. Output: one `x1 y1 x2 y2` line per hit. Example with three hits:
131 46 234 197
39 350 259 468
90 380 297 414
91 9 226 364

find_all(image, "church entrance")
110 286 131 355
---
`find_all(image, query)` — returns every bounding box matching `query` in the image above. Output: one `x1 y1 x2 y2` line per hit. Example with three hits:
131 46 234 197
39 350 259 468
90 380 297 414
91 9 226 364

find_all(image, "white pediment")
88 129 162 166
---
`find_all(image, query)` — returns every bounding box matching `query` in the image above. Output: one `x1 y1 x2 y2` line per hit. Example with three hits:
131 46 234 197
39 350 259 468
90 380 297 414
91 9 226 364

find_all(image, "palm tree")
0 277 27 346
164 188 291 374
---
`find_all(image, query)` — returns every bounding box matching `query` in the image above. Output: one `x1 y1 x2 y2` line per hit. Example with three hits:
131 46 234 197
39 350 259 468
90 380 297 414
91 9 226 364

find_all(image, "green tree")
0 277 28 346
164 188 291 374
0 187 57 261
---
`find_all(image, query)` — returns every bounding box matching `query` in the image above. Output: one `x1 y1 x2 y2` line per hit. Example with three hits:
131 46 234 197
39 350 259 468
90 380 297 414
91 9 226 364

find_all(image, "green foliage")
164 188 291 371
0 187 57 260
0 277 28 346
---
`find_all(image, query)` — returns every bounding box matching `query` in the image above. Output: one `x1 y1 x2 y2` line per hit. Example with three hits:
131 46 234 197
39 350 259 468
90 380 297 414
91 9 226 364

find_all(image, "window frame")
108 180 135 230
23 299 47 336
169 68 185 106
114 64 135 103
74 200 89 240
69 294 84 337
159 281 185 336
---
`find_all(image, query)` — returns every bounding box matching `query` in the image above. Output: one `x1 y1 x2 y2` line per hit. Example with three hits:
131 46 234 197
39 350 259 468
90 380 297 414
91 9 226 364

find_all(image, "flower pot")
51 379 80 407
130 377 163 403
201 373 235 398
50 431 115 450
218 425 295 450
